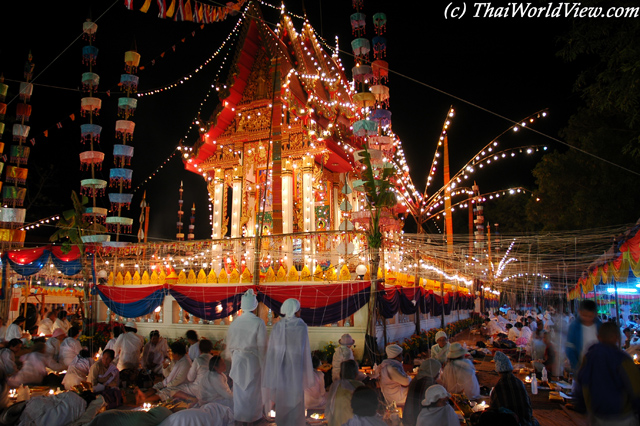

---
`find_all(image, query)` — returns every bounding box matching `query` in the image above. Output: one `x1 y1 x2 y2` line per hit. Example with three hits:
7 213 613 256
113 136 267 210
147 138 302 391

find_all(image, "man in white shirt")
375 344 411 406
46 328 67 362
113 321 144 370
142 330 169 375
136 341 192 404
186 329 201 361
59 326 83 368
38 311 57 337
0 338 23 376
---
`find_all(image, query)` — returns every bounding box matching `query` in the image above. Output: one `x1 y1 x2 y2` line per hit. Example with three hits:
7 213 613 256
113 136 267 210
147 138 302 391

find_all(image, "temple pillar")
302 155 315 272
282 159 293 268
231 166 243 238
211 168 224 239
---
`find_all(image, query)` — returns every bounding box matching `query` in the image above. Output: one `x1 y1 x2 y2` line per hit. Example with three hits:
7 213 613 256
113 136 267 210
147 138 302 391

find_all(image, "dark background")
0 0 581 244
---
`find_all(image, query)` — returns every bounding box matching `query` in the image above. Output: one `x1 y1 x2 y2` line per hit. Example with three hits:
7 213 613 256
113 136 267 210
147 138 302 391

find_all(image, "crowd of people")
1 295 639 426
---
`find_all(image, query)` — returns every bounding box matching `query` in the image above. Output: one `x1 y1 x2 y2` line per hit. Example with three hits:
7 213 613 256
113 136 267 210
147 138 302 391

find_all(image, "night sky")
0 0 581 244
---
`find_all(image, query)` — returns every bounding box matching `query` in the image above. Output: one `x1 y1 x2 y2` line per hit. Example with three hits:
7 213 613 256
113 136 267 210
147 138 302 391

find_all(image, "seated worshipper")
62 349 94 390
103 325 121 352
342 387 388 426
430 331 450 364
416 384 459 426
482 318 503 338
136 341 192 404
518 321 533 342
332 333 356 382
5 316 29 342
490 351 539 426
304 356 327 410
142 330 169 375
325 360 364 426
533 331 556 374
186 330 201 361
156 402 234 426
46 328 67 362
8 341 64 387
172 355 233 408
440 342 480 400
403 359 442 426
376 344 411 406
38 311 57 337
157 339 214 402
52 310 71 334
85 406 172 426
15 390 99 426
113 321 144 371
59 326 83 367
0 338 23 377
88 349 121 409
506 323 519 341
574 322 640 424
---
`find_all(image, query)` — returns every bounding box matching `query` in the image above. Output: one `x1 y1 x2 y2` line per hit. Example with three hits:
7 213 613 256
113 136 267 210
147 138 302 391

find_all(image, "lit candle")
269 410 276 418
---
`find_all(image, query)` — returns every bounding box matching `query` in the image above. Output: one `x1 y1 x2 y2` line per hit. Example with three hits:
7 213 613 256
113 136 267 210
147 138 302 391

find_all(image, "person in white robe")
342 387 388 426
332 333 356 381
483 318 503 338
160 339 214 401
518 322 533 341
224 289 267 423
305 356 327 410
142 330 169 375
157 402 234 426
103 325 121 352
5 316 29 342
172 355 233 408
375 344 411 407
17 390 94 426
38 311 57 337
325 360 363 426
430 331 450 364
507 324 520 341
59 326 83 368
62 350 94 390
137 341 192 404
9 342 64 387
0 338 22 376
112 321 144 370
186 330 201 361
46 328 67 362
52 310 71 334
440 343 480 400
263 298 315 426
416 385 459 426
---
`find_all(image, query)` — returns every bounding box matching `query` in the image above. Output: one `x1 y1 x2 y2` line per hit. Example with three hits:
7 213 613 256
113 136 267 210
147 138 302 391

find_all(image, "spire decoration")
177 181 184 241
188 203 195 240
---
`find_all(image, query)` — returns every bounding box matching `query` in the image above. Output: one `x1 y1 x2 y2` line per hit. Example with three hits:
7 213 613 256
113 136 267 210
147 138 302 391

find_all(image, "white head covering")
422 384 450 406
281 298 301 318
125 321 137 329
241 288 258 312
435 330 447 341
385 344 403 359
339 333 355 346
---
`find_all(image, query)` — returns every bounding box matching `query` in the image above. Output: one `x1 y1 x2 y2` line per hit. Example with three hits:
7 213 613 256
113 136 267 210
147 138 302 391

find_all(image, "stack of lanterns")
106 49 140 238
79 19 110 243
0 76 7 195
0 54 35 246
176 181 184 240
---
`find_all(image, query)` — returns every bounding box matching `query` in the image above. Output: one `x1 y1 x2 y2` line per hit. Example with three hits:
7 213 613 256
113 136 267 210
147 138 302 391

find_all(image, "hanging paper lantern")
5 166 28 185
80 123 102 143
81 72 100 91
353 92 376 109
370 108 392 127
117 97 138 118
12 124 30 141
0 102 6 120
2 186 27 206
351 64 373 83
82 46 99 66
351 38 370 58
373 13 387 35
369 135 394 150
370 84 390 107
115 120 135 141
350 12 366 34
106 216 133 233
109 168 133 187
108 193 133 210
124 51 141 73
18 82 33 102
0 207 26 224
15 104 31 122
372 36 387 59
352 119 378 136
82 20 98 40
371 60 389 84
120 74 139 92
9 145 30 164
113 144 134 165
80 178 107 197
0 81 7 102
80 97 102 116
79 151 105 170
83 207 108 224
0 123 5 139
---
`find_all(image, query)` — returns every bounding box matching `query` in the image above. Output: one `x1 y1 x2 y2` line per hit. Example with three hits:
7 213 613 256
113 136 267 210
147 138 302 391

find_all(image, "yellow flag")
140 0 152 13
166 0 175 18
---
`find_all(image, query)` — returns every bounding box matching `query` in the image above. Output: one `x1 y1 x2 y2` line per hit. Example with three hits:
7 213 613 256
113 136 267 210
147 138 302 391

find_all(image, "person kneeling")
416 385 459 426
